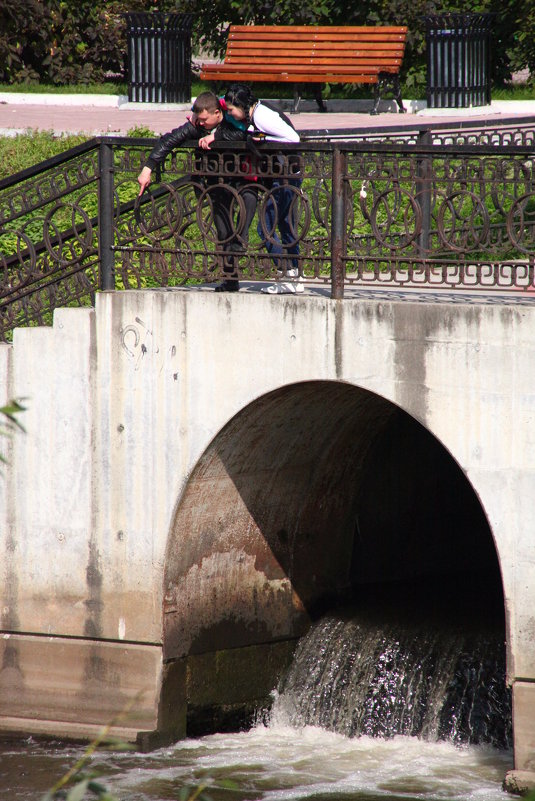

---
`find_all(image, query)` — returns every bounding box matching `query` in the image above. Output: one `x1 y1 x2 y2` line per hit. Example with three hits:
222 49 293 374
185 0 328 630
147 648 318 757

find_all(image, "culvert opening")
163 381 509 743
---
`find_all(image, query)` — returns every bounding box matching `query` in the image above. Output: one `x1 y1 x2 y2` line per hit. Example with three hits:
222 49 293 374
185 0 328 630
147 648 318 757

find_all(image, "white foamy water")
0 723 513 800
87 723 512 801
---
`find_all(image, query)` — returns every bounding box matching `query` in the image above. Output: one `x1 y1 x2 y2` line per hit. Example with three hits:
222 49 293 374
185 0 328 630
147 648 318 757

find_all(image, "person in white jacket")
200 83 304 294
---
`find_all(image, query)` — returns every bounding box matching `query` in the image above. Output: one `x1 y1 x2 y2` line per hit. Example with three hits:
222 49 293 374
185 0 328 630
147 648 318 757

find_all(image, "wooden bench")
200 25 408 115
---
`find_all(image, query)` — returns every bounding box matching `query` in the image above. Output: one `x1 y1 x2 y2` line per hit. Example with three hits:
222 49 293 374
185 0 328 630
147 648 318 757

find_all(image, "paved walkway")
2 93 535 137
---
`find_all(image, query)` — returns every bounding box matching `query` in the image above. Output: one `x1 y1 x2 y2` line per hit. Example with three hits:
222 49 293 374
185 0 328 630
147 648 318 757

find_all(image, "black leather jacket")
146 119 245 170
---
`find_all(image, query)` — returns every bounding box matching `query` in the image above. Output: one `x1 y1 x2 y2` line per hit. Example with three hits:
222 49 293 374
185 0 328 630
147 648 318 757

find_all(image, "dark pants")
211 182 258 279
257 178 302 272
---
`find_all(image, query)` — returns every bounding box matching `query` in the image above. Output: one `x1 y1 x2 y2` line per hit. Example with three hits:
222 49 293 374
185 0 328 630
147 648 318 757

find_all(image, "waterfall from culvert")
271 609 512 749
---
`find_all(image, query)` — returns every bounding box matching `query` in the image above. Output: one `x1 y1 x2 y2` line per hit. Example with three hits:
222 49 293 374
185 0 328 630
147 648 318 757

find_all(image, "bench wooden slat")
227 44 406 54
224 56 404 63
200 73 379 84
219 56 401 72
228 33 407 43
225 50 404 60
229 33 406 42
199 70 380 84
202 64 399 74
228 25 407 33
225 40 405 48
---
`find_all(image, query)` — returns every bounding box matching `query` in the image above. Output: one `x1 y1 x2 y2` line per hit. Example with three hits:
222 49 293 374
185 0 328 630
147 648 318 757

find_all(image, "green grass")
0 82 127 95
491 83 535 99
0 128 159 181
0 131 90 180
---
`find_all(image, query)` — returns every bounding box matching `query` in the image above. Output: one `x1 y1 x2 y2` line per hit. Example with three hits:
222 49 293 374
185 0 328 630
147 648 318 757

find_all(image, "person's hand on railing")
137 166 153 196
198 133 215 150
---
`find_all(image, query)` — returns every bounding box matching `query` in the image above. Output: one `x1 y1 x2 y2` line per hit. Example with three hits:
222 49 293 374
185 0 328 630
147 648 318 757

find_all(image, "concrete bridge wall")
1 289 535 785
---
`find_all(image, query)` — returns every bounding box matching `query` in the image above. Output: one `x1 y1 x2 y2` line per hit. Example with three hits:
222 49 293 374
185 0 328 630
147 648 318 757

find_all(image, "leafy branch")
0 398 26 466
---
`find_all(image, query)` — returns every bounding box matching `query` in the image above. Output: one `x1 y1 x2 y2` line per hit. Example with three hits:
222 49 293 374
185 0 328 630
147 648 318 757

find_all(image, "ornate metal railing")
2 116 535 340
0 141 101 339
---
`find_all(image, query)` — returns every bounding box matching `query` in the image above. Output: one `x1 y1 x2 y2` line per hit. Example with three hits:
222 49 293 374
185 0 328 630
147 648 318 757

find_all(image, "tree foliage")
0 0 168 84
0 0 533 88
178 0 528 88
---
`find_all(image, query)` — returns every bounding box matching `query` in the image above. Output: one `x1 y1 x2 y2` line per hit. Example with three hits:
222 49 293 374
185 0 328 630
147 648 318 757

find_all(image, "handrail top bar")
198 140 535 156
98 132 535 152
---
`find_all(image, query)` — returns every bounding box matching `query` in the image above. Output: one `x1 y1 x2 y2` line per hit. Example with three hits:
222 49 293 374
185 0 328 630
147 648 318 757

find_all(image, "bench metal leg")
371 84 381 115
312 83 327 113
371 72 406 115
392 74 406 113
292 85 301 113
292 84 327 113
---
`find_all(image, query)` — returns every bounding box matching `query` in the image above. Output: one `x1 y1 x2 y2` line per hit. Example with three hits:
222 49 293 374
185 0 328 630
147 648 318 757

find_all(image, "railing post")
99 140 116 291
330 147 346 299
416 130 432 256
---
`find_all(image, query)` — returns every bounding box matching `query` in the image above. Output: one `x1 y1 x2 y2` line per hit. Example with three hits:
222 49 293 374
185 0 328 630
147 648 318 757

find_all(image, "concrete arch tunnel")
162 379 504 737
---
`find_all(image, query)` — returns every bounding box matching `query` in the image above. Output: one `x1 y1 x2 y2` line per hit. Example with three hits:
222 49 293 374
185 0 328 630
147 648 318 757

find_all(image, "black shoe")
214 279 239 292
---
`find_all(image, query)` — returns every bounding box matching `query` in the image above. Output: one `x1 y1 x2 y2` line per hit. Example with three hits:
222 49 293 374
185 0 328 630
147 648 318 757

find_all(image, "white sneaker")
262 280 304 294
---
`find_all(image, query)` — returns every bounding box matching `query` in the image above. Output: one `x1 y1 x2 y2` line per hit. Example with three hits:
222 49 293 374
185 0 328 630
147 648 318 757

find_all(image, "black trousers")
210 182 258 278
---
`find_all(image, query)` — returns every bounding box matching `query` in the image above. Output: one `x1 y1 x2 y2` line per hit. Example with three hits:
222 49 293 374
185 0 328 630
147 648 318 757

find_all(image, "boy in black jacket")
137 92 254 292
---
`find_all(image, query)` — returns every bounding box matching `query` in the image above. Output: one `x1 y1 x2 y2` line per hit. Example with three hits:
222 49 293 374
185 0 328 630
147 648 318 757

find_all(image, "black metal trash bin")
424 13 494 108
125 12 193 103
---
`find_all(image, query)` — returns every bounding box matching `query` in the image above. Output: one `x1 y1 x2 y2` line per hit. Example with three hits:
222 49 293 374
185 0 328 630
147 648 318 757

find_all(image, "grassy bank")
0 129 159 180
0 131 90 179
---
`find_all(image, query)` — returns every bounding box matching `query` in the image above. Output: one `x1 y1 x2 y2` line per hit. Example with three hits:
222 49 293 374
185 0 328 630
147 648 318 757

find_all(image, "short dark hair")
192 92 222 114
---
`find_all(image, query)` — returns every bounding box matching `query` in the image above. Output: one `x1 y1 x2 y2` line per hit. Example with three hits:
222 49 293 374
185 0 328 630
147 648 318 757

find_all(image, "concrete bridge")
1 287 535 791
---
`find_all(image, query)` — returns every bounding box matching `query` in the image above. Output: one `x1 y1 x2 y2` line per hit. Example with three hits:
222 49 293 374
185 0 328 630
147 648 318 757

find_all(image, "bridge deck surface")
173 281 535 305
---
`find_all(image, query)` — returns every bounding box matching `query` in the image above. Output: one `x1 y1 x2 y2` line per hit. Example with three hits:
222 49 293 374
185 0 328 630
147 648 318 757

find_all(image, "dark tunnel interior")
349 406 504 630
165 379 504 655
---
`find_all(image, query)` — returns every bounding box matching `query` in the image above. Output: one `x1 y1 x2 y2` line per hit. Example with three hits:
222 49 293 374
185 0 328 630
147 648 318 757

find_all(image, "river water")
0 724 513 801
